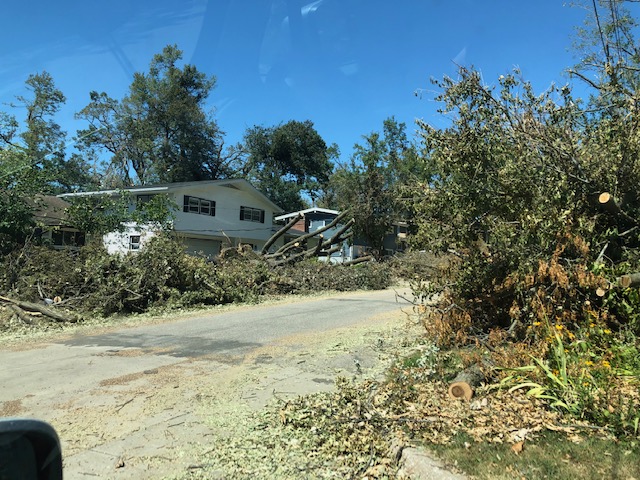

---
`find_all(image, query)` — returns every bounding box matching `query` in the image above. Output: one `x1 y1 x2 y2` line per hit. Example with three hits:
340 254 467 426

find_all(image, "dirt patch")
99 372 146 387
0 399 23 416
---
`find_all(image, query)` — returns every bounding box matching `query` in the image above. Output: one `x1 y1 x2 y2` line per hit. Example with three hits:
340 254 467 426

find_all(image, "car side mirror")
0 418 62 480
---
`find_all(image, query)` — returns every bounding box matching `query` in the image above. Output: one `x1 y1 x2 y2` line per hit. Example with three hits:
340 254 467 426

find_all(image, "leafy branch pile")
0 235 392 324
405 2 640 439
188 342 595 479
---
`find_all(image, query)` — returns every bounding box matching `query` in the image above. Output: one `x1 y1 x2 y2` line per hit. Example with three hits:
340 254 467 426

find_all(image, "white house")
58 179 283 256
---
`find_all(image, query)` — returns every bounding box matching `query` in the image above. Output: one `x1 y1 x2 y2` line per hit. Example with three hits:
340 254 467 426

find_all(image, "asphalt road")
0 288 469 480
0 288 409 423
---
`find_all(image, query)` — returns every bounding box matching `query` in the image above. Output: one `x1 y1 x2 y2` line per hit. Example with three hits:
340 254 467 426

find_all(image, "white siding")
168 184 277 247
103 223 157 255
102 182 279 255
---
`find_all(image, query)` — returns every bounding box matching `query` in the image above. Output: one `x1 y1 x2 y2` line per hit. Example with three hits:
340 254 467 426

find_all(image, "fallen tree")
264 211 367 266
0 294 79 323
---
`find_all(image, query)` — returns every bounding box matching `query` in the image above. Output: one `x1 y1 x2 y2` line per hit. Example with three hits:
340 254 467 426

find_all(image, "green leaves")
327 117 416 257
76 45 224 186
64 192 175 236
242 120 333 211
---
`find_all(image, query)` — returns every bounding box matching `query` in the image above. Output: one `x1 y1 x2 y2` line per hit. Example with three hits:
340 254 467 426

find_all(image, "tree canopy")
241 120 334 212
76 45 228 186
0 72 94 253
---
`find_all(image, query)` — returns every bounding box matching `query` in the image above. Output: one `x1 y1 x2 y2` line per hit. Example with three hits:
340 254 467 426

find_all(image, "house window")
137 194 156 204
51 230 85 247
129 235 141 250
240 206 265 223
183 196 215 216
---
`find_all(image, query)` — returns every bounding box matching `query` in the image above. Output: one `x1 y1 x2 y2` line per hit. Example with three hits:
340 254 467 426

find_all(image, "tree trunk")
7 304 34 325
261 213 303 254
598 192 638 226
319 218 355 250
270 211 349 257
343 255 373 266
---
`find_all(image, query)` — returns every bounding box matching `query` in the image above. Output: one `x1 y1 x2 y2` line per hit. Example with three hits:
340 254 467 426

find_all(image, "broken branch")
262 213 303 254
0 295 79 323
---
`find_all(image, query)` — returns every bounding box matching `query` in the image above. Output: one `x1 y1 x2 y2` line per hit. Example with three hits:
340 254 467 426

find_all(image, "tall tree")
0 72 96 253
241 120 333 211
327 117 418 257
0 72 92 194
76 45 227 186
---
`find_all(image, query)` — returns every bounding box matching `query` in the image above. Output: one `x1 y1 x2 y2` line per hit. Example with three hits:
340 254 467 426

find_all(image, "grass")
431 431 640 480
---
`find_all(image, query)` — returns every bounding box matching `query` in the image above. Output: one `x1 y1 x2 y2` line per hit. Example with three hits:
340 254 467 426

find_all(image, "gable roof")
58 179 283 213
29 195 72 227
274 207 340 221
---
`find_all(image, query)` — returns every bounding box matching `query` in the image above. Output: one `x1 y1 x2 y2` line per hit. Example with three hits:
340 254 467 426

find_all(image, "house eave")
275 207 340 221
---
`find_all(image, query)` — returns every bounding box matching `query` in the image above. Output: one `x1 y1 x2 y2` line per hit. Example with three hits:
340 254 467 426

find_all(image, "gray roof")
58 178 283 213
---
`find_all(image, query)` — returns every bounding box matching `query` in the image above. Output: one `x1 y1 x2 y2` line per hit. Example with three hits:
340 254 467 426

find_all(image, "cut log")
343 255 373 266
448 364 485 401
8 304 34 325
598 191 615 209
598 192 639 226
618 273 640 288
0 295 78 323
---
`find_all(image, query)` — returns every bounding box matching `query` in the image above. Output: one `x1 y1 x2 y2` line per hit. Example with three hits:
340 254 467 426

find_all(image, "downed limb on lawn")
7 304 34 325
0 295 79 323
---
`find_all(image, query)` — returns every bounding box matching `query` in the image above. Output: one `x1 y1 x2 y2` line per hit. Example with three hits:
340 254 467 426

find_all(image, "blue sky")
1 1 595 161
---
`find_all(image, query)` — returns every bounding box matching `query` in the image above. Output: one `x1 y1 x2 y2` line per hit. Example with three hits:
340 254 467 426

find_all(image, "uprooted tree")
219 210 363 267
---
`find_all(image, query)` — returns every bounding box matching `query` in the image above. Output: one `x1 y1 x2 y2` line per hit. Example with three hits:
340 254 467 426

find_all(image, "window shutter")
239 207 245 221
183 196 190 213
260 210 265 223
